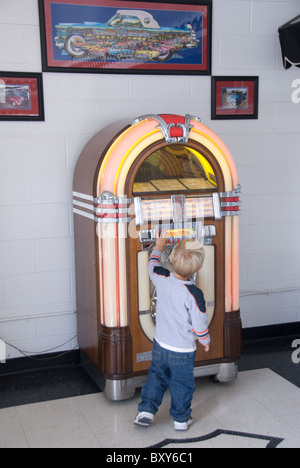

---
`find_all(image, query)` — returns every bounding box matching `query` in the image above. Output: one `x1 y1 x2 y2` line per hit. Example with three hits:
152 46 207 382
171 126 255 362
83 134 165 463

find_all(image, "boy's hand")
203 344 210 352
155 231 167 251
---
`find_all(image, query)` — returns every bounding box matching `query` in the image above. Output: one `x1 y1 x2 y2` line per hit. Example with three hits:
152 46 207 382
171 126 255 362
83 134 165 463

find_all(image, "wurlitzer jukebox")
73 114 242 400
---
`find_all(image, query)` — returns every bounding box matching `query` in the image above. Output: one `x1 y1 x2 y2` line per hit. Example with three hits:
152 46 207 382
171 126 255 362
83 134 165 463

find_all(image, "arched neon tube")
97 115 240 328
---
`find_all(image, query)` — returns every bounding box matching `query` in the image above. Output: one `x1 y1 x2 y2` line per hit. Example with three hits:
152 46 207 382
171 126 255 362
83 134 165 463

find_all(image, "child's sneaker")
174 417 193 431
134 411 154 427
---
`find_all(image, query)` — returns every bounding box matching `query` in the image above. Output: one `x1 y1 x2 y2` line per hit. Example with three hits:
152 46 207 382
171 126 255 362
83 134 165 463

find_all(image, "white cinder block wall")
0 0 299 359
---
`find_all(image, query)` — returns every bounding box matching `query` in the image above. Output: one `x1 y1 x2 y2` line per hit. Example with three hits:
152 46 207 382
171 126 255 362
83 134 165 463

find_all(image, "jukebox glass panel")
133 145 217 194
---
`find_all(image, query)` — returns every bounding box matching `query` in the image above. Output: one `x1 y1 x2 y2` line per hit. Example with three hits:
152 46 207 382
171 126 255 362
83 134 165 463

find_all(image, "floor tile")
24 420 100 449
16 397 84 433
0 429 29 448
1 368 299 448
0 407 23 435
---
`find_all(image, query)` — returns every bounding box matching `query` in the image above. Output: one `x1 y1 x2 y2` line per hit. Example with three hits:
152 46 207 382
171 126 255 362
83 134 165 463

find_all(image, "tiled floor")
0 335 299 449
0 367 300 448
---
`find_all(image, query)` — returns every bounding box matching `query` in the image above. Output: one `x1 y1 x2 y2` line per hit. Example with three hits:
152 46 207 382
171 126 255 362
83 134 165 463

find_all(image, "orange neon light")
113 130 159 195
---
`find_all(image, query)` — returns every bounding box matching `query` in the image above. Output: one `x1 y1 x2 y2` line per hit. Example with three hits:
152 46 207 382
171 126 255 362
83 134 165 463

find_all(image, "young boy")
134 234 210 431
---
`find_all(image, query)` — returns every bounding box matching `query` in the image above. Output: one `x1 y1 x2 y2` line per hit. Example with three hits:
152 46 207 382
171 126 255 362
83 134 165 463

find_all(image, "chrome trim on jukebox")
219 184 241 198
72 191 95 203
220 201 241 207
212 193 222 220
132 114 199 144
73 191 132 223
72 191 96 221
222 211 241 217
139 229 155 244
73 209 131 224
98 191 132 206
73 199 95 212
202 225 216 245
73 208 96 222
97 192 131 222
220 184 242 217
175 114 194 144
134 196 144 226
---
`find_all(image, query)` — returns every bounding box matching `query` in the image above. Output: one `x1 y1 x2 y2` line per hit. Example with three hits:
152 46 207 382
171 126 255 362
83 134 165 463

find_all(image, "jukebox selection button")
139 229 155 243
202 225 216 245
202 225 216 238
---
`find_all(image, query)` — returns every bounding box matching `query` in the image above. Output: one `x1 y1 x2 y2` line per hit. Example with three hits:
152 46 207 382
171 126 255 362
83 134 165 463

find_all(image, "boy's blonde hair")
171 239 205 278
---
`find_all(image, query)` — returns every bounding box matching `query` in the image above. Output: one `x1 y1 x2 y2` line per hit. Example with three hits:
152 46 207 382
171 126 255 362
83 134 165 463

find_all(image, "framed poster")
211 76 259 120
38 0 212 75
0 72 44 121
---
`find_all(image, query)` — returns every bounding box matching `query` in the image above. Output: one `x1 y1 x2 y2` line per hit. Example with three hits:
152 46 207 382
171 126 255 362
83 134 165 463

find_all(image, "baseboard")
242 322 300 355
242 322 300 341
0 350 80 376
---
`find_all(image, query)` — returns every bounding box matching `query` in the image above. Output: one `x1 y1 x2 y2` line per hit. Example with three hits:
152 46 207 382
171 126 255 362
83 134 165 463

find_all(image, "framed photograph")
211 76 259 120
0 72 44 121
38 0 212 75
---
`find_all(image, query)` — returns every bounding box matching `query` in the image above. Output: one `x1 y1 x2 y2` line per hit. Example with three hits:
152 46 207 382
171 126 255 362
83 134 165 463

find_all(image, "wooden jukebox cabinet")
73 114 242 400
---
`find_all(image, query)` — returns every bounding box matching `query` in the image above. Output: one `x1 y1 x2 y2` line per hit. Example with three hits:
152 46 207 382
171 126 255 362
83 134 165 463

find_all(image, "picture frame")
38 0 212 75
211 76 259 120
0 72 44 121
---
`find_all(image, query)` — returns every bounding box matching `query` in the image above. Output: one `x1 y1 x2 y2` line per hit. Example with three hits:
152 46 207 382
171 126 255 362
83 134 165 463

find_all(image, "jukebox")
73 114 242 400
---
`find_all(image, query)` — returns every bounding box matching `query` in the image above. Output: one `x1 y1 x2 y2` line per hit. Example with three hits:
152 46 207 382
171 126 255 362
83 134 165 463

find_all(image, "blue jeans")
138 339 196 422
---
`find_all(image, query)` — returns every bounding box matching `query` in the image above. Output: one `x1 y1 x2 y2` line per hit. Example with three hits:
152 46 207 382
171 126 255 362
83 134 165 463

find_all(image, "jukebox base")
80 350 239 401
104 377 136 401
105 362 239 400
